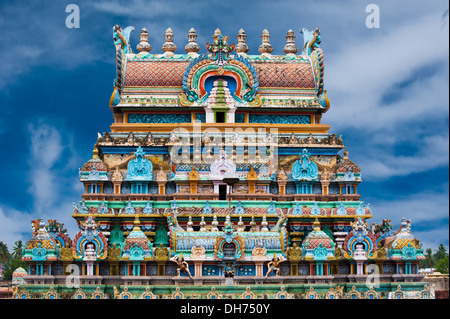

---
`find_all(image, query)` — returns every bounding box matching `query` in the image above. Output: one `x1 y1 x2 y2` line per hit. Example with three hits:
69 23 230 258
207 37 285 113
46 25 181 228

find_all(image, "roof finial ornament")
258 29 273 57
213 28 221 38
162 28 176 57
313 216 321 231
283 29 298 56
343 147 349 159
136 28 152 54
235 28 249 56
92 146 99 159
185 28 200 57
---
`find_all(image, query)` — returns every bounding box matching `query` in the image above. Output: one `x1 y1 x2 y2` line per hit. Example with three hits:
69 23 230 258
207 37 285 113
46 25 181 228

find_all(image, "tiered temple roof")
17 25 429 300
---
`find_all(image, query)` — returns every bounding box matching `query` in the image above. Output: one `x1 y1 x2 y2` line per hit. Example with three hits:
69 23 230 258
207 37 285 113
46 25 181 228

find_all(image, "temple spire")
136 28 152 54
185 28 200 57
235 28 249 55
162 28 176 57
258 29 273 57
283 29 298 56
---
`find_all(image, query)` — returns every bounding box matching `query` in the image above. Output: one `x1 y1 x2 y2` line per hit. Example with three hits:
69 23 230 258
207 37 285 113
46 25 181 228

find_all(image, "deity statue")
170 253 192 278
113 286 120 299
289 133 298 144
156 166 167 182
169 131 179 143
287 243 302 261
224 263 235 277
265 253 284 278
60 243 74 261
277 168 288 182
107 243 121 261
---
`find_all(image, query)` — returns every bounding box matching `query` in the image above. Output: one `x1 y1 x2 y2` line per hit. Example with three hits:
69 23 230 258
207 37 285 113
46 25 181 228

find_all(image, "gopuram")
16 25 432 299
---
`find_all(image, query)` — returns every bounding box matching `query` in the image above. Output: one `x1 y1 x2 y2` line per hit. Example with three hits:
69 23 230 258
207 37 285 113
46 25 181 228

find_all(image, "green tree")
434 244 449 261
0 241 11 263
12 240 23 260
422 248 435 268
2 258 28 281
436 257 449 274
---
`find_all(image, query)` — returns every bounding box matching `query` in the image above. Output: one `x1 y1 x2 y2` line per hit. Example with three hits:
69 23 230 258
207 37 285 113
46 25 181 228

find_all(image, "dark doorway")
219 184 227 200
216 112 225 123
223 242 236 261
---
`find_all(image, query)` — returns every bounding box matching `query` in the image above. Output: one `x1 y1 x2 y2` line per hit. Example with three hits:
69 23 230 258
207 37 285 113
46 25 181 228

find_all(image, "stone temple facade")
16 25 432 299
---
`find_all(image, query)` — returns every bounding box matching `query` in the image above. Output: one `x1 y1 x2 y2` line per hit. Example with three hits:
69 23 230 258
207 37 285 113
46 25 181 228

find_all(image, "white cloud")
359 132 449 180
369 191 449 225
0 207 31 249
414 228 450 251
326 13 449 131
0 121 82 249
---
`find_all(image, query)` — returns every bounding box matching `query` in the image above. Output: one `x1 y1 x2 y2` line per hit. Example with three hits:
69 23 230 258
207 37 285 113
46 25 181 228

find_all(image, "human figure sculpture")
113 286 120 299
265 254 283 278
224 263 235 277
171 253 192 278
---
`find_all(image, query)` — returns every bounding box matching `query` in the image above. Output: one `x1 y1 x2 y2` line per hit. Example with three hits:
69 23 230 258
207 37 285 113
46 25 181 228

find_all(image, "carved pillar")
252 244 267 277
320 169 330 195
154 244 169 276
188 167 199 194
191 245 206 277
277 169 288 195
373 246 387 274
59 243 74 276
354 246 367 275
83 243 97 276
156 167 168 195
107 244 121 276
247 167 258 194
111 167 123 194
287 243 302 276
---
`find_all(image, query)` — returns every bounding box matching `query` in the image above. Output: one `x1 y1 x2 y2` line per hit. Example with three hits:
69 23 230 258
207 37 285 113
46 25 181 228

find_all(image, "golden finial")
132 214 141 231
92 146 99 159
343 147 348 159
313 217 321 231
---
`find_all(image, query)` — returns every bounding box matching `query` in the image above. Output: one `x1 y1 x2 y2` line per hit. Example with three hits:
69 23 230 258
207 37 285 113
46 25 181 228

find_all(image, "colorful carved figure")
265 253 284 278
171 253 192 278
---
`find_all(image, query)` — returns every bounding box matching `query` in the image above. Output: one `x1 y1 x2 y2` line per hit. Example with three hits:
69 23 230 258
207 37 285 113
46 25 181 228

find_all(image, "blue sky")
0 0 448 252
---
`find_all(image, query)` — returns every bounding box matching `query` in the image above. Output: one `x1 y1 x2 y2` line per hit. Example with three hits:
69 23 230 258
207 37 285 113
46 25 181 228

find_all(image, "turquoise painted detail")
300 28 321 56
248 114 310 124
235 113 245 123
127 147 153 181
310 202 322 215
97 201 109 214
203 201 213 214
292 202 302 215
31 243 47 261
234 201 245 214
292 149 318 181
121 200 136 214
128 113 191 123
129 244 145 261
313 244 328 260
143 201 153 214
109 223 124 247
195 113 206 123
336 202 346 215
402 243 417 260
267 202 277 215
